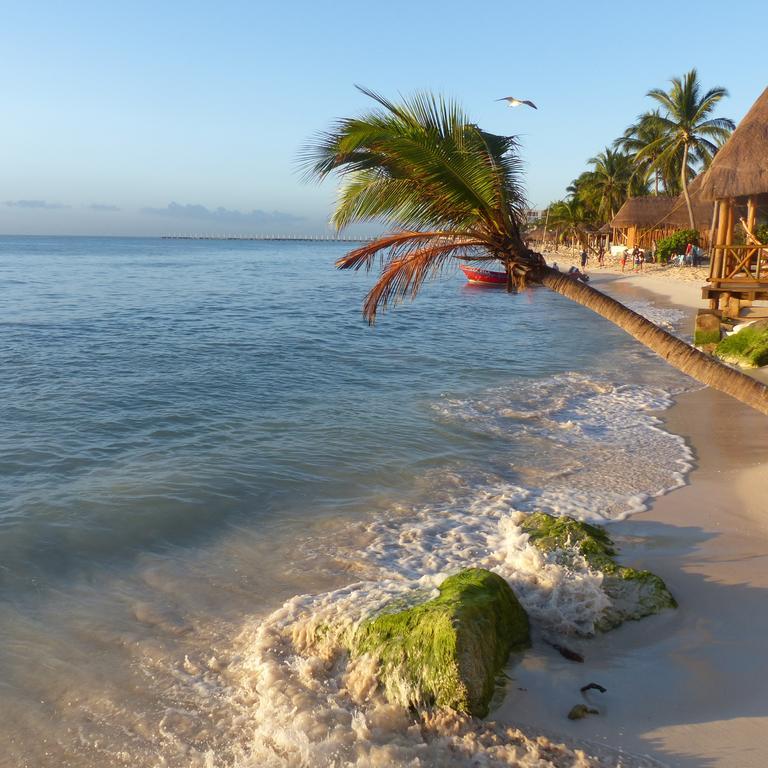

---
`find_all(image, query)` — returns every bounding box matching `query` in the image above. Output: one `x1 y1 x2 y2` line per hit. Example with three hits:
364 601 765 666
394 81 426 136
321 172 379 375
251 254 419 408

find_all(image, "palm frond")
360 240 480 323
335 230 483 272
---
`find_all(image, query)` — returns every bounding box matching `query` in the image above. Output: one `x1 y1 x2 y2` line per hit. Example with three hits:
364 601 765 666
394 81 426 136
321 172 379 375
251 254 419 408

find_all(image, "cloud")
140 201 302 224
5 199 70 209
89 203 120 212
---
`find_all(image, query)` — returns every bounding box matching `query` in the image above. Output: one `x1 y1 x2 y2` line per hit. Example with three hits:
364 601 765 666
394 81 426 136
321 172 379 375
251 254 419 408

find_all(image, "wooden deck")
704 244 768 312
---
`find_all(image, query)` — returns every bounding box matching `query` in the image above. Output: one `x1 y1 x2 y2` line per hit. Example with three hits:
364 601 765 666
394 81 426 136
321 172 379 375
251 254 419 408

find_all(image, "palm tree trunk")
681 143 695 230
539 267 768 416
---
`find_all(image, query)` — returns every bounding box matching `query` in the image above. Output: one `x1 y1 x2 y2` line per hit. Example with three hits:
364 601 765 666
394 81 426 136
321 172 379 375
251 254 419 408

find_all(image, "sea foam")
217 329 692 766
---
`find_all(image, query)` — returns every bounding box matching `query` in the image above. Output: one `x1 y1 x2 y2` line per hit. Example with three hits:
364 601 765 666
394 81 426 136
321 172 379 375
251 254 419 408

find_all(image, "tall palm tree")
638 69 734 228
565 171 601 221
302 87 768 415
617 109 698 196
548 199 590 248
586 148 636 221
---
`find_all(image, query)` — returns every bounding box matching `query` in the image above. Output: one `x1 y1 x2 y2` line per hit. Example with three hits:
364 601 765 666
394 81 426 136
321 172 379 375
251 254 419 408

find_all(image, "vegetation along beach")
1 2 767 767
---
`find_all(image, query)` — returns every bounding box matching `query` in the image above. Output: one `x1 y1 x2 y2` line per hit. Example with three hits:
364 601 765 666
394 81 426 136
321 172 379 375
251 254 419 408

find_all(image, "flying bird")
496 96 537 109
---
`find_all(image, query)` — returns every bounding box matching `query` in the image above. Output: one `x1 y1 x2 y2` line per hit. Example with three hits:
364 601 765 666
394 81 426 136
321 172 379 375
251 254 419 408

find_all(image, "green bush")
655 229 699 264
755 223 768 244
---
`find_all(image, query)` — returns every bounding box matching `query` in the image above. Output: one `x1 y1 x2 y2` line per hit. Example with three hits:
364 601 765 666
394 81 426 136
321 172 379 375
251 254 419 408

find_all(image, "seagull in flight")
496 96 537 109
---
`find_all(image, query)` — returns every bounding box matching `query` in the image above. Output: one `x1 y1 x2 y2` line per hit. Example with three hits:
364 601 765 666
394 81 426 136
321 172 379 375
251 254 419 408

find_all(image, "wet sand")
497 271 768 766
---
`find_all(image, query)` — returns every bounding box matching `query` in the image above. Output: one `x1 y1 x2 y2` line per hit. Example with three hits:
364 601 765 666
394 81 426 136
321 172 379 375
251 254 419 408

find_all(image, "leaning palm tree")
638 69 734 228
302 87 768 415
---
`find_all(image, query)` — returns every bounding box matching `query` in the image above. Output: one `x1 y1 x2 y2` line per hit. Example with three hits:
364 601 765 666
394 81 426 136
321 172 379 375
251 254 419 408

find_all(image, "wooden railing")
710 244 768 283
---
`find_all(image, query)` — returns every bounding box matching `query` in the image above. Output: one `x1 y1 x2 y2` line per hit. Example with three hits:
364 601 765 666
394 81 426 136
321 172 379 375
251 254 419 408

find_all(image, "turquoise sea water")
0 236 650 586
0 236 691 766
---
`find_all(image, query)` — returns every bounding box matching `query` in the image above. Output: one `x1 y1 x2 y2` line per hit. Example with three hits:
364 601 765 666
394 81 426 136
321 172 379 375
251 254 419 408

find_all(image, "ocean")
0 236 692 766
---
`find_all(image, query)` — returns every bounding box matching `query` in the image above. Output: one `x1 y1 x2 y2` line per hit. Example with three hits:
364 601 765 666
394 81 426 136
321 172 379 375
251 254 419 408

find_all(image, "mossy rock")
714 322 768 368
694 328 722 347
350 568 529 717
521 512 676 632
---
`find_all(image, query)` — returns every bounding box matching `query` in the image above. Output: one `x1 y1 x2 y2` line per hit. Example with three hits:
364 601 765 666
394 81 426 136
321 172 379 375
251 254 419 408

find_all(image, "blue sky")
1 0 765 236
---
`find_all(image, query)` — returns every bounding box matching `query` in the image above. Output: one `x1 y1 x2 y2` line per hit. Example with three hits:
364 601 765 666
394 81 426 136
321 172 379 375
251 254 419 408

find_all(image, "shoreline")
497 269 768 766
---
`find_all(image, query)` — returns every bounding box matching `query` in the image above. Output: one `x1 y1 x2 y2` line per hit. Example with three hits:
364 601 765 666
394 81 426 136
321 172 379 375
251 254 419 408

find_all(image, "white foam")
624 300 686 332
223 575 653 767
433 372 693 522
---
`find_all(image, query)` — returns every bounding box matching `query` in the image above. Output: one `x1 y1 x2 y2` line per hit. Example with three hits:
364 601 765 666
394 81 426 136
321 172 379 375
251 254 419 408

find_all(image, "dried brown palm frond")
334 230 485 273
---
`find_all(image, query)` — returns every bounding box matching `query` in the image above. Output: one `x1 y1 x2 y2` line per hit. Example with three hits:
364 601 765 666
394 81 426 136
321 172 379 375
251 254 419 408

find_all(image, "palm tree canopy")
547 199 591 244
637 69 734 171
301 86 540 319
585 148 643 221
615 109 693 195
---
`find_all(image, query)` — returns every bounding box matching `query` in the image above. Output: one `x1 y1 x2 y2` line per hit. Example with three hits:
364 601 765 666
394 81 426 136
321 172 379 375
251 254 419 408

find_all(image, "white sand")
496 270 768 767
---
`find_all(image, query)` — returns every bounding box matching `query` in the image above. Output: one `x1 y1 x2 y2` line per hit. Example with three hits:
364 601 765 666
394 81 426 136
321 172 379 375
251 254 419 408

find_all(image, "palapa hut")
697 86 768 315
609 196 678 249
609 178 716 251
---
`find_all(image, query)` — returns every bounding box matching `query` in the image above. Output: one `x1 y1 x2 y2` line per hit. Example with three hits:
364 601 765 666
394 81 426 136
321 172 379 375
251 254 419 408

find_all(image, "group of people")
620 246 646 272
674 242 703 267
547 240 706 278
549 251 591 283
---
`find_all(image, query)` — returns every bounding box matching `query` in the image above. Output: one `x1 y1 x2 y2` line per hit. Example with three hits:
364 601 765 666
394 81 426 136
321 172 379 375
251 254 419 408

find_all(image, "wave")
209 361 692 766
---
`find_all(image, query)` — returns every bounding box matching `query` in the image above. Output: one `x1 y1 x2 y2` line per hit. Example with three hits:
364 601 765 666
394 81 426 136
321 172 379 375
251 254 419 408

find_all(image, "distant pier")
161 234 372 242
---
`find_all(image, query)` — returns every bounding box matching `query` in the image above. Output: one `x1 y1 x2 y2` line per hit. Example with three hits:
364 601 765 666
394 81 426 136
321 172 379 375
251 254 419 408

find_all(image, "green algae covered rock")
520 512 676 632
350 568 529 717
714 320 768 368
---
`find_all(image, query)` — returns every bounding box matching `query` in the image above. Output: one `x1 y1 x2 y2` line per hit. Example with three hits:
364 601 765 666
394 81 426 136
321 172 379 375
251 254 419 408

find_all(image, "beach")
497 265 768 767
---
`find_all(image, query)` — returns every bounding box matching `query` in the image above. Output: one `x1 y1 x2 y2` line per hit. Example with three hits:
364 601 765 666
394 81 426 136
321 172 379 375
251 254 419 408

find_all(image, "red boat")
460 264 507 286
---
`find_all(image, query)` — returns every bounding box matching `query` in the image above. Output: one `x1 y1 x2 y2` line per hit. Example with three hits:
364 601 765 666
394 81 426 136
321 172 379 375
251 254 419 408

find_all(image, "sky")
1 0 766 237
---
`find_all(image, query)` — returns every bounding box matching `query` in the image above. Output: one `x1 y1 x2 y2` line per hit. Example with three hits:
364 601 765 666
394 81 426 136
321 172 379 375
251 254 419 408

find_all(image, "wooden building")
609 179 714 250
609 196 678 249
697 86 768 317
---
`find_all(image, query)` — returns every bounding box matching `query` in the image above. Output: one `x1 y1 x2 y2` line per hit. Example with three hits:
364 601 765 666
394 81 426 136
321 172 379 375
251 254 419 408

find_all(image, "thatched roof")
698 86 768 200
660 175 715 228
609 196 677 228
610 178 718 231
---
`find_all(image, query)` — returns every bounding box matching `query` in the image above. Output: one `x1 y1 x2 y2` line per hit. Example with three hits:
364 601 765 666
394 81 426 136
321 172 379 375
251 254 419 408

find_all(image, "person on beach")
580 249 588 269
621 249 628 272
636 249 644 272
598 245 605 267
685 242 693 266
551 261 560 271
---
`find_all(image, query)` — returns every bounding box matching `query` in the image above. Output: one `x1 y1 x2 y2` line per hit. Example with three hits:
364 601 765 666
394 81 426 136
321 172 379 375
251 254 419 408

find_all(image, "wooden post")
627 224 637 248
746 197 757 233
713 198 730 282
707 202 718 280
